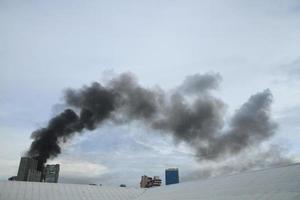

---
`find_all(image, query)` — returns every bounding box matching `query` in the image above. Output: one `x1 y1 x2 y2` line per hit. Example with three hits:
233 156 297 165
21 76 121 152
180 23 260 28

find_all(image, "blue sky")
1 0 300 186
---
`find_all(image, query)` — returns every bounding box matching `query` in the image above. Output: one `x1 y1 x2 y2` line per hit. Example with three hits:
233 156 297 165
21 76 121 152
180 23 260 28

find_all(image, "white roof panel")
0 181 145 200
138 163 300 200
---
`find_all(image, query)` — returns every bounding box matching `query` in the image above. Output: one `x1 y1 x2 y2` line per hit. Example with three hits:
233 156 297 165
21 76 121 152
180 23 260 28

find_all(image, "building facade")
16 157 39 181
152 176 162 187
16 157 60 183
44 164 60 183
140 175 162 188
165 168 179 185
27 169 42 182
140 175 151 188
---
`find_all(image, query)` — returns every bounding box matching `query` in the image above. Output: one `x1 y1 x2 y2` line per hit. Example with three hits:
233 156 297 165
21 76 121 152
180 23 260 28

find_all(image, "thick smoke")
28 109 80 170
27 72 281 169
196 89 277 160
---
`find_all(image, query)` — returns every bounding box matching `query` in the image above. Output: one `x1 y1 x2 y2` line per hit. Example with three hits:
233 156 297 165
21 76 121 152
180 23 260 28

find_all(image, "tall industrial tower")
16 157 41 182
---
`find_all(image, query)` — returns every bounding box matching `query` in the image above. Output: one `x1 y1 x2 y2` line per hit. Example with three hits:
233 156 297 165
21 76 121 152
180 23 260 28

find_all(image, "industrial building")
27 169 42 182
165 168 179 185
140 175 162 188
44 164 60 183
1 163 300 200
16 157 40 181
14 157 59 183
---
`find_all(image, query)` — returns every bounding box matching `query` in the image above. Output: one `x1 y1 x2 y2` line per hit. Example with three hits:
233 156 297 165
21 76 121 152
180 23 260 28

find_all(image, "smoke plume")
27 72 280 169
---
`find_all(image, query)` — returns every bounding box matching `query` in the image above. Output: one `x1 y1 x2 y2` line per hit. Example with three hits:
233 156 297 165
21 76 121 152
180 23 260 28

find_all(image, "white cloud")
48 157 108 178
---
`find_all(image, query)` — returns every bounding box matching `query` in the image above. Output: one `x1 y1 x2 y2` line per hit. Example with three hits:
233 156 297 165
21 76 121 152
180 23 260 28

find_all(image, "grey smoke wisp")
27 72 278 168
182 144 293 181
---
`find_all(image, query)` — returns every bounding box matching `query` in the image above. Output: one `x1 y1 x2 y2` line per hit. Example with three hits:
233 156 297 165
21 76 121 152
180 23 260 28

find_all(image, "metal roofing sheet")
0 181 145 200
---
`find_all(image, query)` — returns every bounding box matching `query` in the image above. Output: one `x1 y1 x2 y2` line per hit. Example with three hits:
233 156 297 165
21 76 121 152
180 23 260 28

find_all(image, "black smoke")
26 72 280 168
28 109 80 170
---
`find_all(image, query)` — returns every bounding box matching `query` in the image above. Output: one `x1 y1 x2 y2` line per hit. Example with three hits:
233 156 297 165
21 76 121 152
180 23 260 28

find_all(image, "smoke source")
27 72 281 169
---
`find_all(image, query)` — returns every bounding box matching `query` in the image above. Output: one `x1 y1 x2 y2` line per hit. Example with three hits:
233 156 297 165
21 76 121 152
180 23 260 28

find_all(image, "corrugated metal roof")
1 163 300 200
0 181 145 200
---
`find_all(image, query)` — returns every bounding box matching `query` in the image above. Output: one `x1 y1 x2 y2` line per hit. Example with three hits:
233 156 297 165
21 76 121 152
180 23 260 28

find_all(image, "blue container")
165 168 179 185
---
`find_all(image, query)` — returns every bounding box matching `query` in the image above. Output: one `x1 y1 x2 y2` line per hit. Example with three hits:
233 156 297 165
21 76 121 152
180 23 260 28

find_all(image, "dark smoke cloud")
27 109 80 170
196 89 277 160
108 73 164 121
26 72 282 168
65 82 116 130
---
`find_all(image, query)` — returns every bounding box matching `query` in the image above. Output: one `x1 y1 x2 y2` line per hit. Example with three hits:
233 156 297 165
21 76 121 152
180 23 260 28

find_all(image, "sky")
1 0 300 187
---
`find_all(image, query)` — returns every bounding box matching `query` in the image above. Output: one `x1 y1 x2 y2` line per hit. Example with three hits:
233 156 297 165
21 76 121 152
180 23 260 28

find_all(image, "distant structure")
140 175 162 188
152 176 162 187
140 175 151 188
16 157 40 181
165 168 179 185
27 169 42 182
15 157 59 183
44 164 60 183
8 176 17 181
